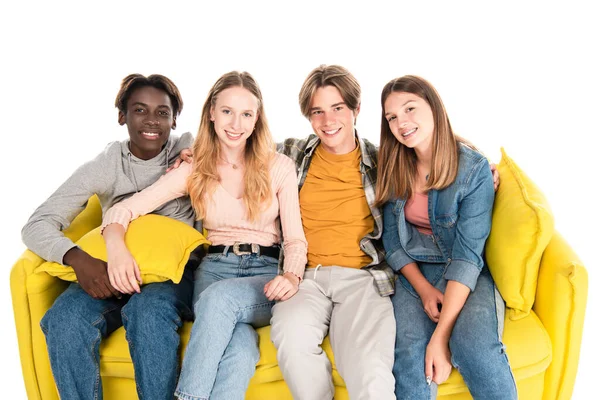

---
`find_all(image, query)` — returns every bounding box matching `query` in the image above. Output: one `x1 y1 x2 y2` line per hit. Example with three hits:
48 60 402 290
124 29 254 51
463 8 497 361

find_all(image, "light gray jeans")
270 266 396 400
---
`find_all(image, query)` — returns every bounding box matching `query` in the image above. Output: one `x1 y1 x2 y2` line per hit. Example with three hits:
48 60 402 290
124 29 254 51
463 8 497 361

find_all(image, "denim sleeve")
444 158 495 291
382 201 414 273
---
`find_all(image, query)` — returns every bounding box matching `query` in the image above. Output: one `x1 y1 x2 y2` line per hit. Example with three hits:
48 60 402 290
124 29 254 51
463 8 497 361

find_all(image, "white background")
1 1 597 398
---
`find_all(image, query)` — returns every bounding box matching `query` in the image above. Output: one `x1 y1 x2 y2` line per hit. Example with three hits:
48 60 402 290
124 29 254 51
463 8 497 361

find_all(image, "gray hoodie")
22 132 197 265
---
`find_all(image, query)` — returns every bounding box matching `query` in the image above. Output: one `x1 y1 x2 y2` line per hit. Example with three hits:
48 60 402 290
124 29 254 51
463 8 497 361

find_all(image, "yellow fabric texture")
486 148 554 320
35 214 209 285
10 161 589 400
534 233 588 400
299 144 374 268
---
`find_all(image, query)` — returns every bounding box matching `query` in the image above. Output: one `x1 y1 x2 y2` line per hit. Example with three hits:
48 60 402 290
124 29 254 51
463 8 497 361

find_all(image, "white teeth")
323 128 339 135
226 131 243 138
143 132 159 137
402 128 417 137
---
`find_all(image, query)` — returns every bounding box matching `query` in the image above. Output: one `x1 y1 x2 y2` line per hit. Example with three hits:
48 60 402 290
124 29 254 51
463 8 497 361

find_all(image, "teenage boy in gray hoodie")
22 74 197 400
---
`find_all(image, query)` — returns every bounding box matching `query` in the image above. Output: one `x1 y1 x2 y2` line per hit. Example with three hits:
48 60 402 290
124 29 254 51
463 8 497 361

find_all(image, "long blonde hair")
187 71 275 221
375 75 469 206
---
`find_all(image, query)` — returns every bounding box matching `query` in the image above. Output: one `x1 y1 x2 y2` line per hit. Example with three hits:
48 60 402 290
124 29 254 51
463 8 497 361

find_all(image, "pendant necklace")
220 156 242 169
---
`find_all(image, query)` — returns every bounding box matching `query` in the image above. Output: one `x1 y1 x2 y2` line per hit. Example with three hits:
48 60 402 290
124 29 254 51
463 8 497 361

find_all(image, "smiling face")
308 85 359 155
384 91 435 155
210 86 259 153
118 86 176 160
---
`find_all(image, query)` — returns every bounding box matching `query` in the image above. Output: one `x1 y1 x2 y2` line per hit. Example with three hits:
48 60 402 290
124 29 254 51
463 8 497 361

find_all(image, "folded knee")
122 297 181 331
41 303 95 333
449 332 505 370
40 307 102 351
271 326 323 356
226 340 260 369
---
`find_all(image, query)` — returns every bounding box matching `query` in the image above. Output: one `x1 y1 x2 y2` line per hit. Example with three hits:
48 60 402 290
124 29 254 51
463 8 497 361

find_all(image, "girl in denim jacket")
375 75 517 400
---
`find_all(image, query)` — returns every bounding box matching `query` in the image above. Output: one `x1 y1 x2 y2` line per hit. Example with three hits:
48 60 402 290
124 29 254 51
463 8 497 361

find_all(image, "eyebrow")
385 100 417 116
219 105 255 113
309 101 346 113
131 102 171 110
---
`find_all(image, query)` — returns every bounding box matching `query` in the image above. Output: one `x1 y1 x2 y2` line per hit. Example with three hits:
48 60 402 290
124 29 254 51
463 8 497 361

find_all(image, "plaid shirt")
277 132 396 296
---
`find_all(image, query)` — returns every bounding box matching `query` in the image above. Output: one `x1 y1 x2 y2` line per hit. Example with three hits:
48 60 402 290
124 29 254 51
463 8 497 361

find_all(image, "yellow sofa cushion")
486 148 554 320
35 214 209 285
95 309 551 397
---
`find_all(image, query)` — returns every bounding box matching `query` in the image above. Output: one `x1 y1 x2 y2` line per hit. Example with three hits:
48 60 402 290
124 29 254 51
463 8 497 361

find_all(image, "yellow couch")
11 192 588 400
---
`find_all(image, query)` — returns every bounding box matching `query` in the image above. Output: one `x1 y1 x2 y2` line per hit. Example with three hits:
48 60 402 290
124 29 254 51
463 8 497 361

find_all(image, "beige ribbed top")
102 152 307 277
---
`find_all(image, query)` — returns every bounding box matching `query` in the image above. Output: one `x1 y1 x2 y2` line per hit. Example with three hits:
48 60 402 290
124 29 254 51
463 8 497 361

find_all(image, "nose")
396 116 409 129
144 117 159 126
323 111 336 126
231 114 242 130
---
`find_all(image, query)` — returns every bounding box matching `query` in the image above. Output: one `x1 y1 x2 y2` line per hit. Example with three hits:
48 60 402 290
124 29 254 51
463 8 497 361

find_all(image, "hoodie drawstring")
127 152 140 193
313 264 322 280
127 145 170 194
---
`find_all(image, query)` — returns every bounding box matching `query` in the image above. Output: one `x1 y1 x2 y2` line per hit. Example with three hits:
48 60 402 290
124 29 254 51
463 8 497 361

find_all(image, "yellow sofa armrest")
11 250 67 400
10 195 102 399
533 232 588 400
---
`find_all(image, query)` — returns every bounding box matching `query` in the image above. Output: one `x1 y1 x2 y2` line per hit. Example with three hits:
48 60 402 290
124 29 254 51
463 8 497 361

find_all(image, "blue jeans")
175 249 279 400
392 266 517 400
40 262 195 400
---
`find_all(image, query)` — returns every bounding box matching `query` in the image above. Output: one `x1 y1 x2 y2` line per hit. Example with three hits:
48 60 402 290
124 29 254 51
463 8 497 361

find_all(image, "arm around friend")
101 162 191 294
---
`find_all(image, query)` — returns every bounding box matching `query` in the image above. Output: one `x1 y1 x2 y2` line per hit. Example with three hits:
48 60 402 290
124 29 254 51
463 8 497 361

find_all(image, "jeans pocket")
257 255 279 267
398 275 421 299
421 263 445 287
203 253 223 262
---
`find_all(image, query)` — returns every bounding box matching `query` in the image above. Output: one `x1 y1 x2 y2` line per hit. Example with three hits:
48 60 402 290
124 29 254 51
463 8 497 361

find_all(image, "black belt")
208 243 280 259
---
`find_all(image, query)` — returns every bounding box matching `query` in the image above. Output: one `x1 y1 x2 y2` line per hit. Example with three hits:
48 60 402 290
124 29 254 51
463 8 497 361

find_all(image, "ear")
172 116 177 130
254 111 260 126
118 111 126 126
352 103 361 126
210 106 215 121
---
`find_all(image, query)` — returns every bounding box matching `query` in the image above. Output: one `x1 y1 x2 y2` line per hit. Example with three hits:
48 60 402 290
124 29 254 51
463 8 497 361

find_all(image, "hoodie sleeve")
21 149 112 264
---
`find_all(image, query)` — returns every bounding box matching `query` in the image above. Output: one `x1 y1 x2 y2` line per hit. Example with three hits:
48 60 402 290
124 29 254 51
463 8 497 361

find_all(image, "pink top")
404 192 433 235
102 152 308 277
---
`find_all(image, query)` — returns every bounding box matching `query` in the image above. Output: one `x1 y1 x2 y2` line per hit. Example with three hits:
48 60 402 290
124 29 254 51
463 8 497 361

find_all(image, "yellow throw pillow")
486 148 554 320
36 214 209 285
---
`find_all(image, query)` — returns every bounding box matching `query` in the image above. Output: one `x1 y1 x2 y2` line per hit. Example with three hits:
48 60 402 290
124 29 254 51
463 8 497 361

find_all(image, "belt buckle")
232 242 259 256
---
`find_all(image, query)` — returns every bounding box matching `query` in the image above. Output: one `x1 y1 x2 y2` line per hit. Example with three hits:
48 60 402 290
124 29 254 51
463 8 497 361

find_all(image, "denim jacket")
382 144 494 292
277 132 396 296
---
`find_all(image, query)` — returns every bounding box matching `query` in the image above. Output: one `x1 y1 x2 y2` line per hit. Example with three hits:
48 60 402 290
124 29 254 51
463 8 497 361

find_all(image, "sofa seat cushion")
251 326 347 386
437 309 552 396
97 307 551 394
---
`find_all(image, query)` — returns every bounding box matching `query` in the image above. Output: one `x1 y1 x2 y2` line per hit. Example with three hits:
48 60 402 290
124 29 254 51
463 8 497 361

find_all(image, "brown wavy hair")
375 75 470 206
187 71 275 221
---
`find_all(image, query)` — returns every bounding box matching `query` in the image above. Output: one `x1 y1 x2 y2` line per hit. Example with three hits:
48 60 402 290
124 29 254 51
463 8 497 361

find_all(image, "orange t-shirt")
299 144 374 269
